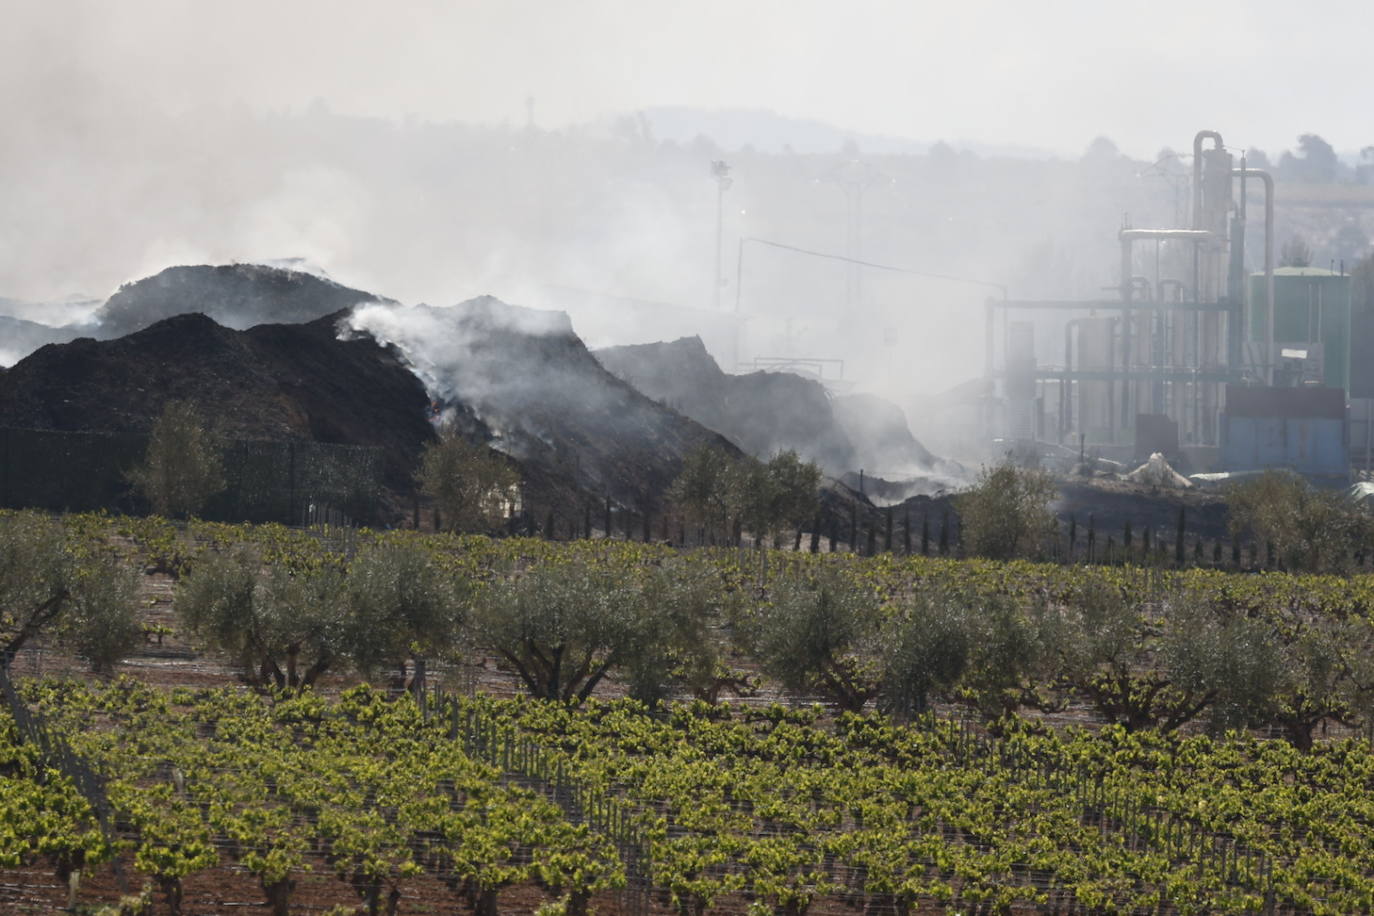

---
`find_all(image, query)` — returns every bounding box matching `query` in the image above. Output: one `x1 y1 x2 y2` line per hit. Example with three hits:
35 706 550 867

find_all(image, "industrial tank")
1248 267 1351 391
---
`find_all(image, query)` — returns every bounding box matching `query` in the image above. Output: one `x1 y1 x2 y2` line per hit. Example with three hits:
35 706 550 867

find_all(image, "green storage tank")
1248 267 1351 392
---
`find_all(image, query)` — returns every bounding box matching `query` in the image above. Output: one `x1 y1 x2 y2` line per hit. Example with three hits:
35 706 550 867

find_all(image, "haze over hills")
639 106 1061 159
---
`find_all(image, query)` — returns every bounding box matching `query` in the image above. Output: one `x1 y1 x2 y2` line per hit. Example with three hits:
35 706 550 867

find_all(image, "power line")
736 237 1007 300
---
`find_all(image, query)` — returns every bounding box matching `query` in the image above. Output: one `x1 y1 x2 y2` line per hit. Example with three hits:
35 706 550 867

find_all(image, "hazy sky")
7 0 1371 160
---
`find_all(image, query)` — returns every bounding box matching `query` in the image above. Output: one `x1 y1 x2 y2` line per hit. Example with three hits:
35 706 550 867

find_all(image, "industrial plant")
985 129 1363 480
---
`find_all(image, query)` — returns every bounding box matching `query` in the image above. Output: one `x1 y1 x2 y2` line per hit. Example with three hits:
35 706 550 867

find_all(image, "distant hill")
639 105 1060 158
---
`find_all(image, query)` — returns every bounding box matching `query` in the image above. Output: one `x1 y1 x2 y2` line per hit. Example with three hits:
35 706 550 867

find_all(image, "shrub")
955 459 1057 560
129 401 225 519
417 425 520 533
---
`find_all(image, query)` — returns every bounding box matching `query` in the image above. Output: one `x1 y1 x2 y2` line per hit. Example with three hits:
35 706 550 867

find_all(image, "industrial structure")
986 129 1356 478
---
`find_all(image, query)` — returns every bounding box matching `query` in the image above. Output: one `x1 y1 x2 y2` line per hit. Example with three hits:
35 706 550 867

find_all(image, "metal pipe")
1120 228 1217 436
1158 279 1186 302
1193 130 1224 229
1063 319 1087 439
1233 167 1274 384
1121 229 1214 242
985 299 995 381
1120 238 1133 432
1108 317 1119 435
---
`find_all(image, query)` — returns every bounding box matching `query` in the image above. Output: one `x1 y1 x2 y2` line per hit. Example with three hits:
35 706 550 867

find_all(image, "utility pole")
823 156 882 310
711 160 733 312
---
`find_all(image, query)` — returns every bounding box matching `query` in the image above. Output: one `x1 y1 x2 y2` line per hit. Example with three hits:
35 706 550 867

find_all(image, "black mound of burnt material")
595 336 946 477
0 310 433 501
94 264 390 338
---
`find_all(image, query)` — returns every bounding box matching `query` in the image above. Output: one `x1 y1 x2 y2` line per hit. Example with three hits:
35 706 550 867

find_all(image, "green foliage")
1161 596 1282 736
128 400 225 519
0 511 76 659
474 559 650 703
345 540 459 683
670 445 821 546
762 450 823 543
621 564 731 706
955 459 1057 560
667 444 735 537
176 548 348 690
879 589 971 718
417 425 520 534
58 550 142 675
1226 470 1368 573
742 565 882 711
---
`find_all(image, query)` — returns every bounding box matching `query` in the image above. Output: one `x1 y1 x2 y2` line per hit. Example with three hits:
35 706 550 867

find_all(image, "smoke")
342 297 589 455
0 93 1180 460
10 2 1328 465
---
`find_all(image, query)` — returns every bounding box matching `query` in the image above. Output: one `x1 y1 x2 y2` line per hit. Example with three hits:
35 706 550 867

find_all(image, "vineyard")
8 681 1374 914
7 511 1374 912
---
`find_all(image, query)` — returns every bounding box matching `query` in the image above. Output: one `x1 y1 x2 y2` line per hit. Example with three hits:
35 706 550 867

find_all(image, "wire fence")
0 426 382 526
0 658 124 893
0 664 1312 915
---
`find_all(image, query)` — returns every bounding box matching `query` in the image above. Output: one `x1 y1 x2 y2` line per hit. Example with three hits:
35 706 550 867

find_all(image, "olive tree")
741 565 882 711
762 450 822 547
1 512 140 670
620 563 730 706
59 552 143 675
345 540 459 694
879 589 972 719
670 446 821 547
955 459 1058 560
1054 580 1245 732
473 560 652 704
129 400 225 518
667 444 735 541
1162 596 1282 736
959 591 1063 720
1226 470 1368 573
176 548 348 691
0 512 77 661
418 425 520 534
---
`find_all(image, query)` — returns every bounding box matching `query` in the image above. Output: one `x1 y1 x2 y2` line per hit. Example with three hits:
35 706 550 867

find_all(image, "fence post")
287 440 296 525
1175 506 1186 566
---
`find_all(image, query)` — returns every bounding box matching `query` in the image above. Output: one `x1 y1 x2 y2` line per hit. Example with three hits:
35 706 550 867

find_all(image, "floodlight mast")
711 160 733 312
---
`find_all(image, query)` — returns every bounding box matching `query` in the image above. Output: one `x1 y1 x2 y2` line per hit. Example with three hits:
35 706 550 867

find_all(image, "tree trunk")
159 876 184 916
566 888 593 916
65 868 80 911
262 877 293 916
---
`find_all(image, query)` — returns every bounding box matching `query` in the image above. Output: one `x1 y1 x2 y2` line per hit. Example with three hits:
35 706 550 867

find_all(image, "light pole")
711 160 733 312
821 157 883 309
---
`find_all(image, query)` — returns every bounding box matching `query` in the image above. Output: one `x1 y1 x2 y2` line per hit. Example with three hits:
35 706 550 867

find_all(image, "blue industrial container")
1221 385 1347 476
